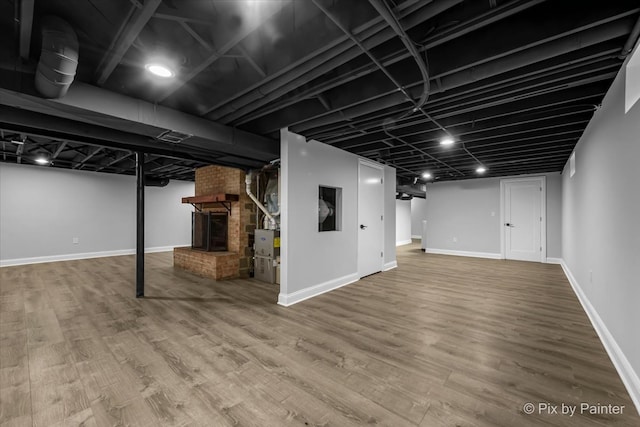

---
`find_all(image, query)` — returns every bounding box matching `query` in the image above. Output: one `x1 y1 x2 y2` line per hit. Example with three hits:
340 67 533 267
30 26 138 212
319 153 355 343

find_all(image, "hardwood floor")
1 242 638 426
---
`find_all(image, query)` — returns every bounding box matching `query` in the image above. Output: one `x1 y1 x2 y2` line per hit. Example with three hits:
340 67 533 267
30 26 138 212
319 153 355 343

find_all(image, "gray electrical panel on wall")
255 229 280 283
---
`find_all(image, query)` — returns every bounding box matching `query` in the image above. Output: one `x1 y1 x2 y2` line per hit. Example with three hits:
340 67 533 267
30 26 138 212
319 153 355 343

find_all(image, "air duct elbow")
35 16 79 99
245 172 277 229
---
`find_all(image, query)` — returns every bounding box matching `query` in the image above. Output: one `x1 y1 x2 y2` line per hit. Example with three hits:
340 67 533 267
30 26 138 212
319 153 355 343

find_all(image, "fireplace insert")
192 211 228 251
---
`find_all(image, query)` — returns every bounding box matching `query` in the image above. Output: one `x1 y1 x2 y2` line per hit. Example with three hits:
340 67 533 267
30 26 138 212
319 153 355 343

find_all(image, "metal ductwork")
35 16 79 99
397 177 426 198
396 192 414 201
145 177 169 187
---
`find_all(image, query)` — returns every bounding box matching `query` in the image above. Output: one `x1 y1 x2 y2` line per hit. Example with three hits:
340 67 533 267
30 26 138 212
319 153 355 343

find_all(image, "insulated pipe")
35 16 78 99
245 173 276 228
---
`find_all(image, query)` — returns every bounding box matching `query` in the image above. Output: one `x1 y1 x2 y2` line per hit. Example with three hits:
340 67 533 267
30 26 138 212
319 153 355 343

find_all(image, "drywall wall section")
424 172 562 259
144 181 194 249
395 199 411 246
411 197 427 238
383 166 397 269
562 54 640 411
626 42 640 113
546 172 562 260
279 129 396 305
0 163 193 266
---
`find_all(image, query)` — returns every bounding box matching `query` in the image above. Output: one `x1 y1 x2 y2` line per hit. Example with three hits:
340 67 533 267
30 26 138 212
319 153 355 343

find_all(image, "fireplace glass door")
192 212 228 251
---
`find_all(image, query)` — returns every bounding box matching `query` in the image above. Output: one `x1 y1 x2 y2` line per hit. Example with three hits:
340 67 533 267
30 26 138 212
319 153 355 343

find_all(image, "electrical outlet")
589 270 593 283
72 237 79 244
491 211 496 217
453 237 458 243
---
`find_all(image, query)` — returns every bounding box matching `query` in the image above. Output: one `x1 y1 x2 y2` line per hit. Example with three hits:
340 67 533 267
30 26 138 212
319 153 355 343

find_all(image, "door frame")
500 176 546 262
357 159 385 277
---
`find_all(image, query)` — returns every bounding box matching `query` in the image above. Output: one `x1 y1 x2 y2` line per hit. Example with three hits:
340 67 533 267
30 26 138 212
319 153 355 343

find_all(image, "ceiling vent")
156 130 193 144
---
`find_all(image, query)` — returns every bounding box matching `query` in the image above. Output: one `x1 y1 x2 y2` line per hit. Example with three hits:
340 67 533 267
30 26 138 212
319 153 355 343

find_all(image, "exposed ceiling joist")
179 21 213 51
73 146 103 169
51 141 67 159
207 0 462 123
95 0 162 86
1 0 637 184
156 1 286 102
95 152 132 172
236 45 267 78
19 0 34 60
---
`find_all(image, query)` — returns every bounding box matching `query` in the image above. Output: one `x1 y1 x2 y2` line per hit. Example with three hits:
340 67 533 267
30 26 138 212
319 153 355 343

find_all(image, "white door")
502 178 545 262
358 161 384 277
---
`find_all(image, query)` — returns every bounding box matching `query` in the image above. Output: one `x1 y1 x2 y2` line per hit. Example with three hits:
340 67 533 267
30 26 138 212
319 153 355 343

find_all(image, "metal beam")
95 0 162 86
0 84 278 162
157 1 286 102
136 151 145 298
19 0 35 60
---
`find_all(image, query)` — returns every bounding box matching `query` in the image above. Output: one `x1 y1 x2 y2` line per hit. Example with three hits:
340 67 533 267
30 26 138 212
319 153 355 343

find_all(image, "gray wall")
395 199 412 245
383 166 397 265
280 129 396 305
410 197 427 238
562 55 639 397
0 163 193 265
424 173 562 258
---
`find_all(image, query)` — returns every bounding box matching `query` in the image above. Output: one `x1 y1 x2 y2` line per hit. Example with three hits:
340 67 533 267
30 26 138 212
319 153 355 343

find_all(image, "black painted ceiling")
0 0 638 190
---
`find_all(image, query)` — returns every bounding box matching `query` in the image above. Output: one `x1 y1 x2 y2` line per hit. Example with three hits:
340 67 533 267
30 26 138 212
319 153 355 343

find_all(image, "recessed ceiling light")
34 156 51 165
476 166 487 173
440 136 454 146
145 63 174 78
422 172 432 179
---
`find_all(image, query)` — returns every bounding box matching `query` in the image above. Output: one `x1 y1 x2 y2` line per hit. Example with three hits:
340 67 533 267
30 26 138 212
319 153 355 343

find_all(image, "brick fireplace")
174 165 256 280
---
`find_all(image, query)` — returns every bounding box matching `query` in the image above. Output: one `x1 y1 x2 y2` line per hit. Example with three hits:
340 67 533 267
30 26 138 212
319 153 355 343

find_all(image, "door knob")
360 224 367 230
505 223 514 227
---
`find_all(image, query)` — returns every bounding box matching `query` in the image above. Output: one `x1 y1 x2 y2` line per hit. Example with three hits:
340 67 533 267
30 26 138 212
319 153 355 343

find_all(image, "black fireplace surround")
192 211 228 251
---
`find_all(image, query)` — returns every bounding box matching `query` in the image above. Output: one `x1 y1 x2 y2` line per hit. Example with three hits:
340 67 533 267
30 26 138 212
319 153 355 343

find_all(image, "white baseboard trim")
0 245 179 267
546 257 563 264
411 235 422 239
424 248 502 260
383 261 398 271
396 239 412 246
278 272 359 307
560 260 640 415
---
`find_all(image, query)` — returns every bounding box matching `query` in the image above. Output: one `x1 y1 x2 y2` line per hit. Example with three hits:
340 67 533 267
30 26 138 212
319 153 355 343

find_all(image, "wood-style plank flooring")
1 242 638 426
